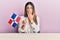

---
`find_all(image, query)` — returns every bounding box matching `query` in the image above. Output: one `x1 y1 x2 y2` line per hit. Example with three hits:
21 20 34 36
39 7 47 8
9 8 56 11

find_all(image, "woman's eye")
26 6 30 9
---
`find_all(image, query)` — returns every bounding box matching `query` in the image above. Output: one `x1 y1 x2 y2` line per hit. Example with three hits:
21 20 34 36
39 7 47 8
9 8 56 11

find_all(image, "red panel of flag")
8 19 13 25
16 16 21 22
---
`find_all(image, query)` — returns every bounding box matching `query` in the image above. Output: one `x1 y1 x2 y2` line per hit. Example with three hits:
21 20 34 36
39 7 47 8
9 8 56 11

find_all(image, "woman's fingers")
22 19 27 26
28 14 34 22
21 25 25 30
21 19 27 30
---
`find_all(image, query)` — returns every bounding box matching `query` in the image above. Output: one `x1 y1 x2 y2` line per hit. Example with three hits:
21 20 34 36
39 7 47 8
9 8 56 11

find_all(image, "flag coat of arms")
8 13 21 28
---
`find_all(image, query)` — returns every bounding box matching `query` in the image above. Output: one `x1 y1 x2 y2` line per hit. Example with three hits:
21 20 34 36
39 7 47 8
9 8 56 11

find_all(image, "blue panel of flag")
12 22 17 28
11 13 17 19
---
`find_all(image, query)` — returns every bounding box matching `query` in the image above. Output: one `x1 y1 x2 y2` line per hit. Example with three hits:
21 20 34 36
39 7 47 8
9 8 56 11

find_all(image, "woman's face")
26 4 33 15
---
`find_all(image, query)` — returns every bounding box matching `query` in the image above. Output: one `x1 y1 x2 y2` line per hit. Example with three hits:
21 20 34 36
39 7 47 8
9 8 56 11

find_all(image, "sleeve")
18 16 26 33
30 16 40 33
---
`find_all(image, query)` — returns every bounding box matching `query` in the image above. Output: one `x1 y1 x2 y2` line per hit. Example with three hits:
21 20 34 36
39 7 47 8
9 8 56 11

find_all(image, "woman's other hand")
28 14 34 22
21 19 27 30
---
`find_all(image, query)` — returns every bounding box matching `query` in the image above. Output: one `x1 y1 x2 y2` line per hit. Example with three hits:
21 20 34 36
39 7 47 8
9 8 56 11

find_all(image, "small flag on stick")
8 13 21 28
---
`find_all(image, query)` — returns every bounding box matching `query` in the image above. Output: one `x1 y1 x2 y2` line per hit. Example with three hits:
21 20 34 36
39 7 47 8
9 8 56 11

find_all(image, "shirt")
18 16 40 33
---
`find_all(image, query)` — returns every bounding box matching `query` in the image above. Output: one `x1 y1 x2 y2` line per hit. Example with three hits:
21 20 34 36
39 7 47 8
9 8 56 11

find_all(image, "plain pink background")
0 0 60 33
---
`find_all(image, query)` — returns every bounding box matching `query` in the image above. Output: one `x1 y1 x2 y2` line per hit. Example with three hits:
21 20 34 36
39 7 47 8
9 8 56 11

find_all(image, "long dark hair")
24 2 38 25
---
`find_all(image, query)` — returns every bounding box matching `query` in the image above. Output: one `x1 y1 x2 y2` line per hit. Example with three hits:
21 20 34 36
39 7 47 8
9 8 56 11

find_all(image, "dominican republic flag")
8 13 21 28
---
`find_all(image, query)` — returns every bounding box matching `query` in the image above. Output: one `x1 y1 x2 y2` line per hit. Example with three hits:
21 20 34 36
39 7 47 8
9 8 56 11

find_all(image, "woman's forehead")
26 5 32 7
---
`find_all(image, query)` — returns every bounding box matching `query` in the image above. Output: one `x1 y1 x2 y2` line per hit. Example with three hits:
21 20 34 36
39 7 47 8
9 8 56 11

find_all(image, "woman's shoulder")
20 16 27 18
20 16 25 19
19 16 27 21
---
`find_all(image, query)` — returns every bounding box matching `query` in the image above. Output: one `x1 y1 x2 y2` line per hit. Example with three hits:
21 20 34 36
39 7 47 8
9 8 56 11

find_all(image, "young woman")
18 2 40 33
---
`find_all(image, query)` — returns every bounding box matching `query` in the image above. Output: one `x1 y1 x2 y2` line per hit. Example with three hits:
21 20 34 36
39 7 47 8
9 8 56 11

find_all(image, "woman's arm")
18 16 27 33
30 16 40 33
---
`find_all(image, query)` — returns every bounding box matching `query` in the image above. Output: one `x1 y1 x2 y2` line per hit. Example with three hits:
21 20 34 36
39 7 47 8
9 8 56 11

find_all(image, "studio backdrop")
0 0 60 33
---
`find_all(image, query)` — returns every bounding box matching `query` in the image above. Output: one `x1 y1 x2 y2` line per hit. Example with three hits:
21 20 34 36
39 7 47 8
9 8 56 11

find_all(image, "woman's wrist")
30 20 34 24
